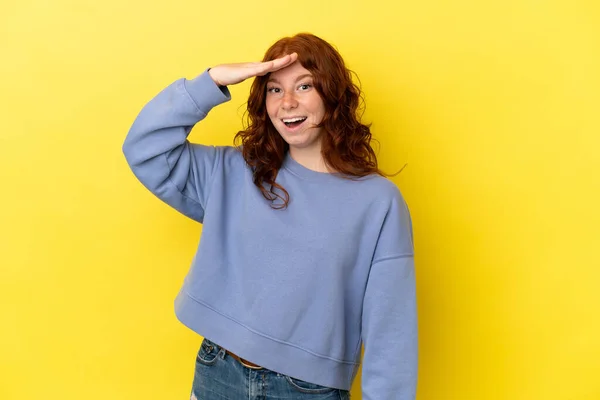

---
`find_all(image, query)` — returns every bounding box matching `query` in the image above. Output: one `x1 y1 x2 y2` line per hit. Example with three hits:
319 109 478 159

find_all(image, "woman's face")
265 61 326 154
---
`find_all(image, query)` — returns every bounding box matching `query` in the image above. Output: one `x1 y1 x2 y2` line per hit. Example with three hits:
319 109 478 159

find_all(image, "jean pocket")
196 338 221 366
285 375 336 394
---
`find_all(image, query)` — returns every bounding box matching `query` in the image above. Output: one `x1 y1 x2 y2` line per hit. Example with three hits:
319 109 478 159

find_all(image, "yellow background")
1 0 599 399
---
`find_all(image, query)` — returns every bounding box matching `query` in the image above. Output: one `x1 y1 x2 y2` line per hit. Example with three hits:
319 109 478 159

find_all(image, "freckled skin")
265 62 326 158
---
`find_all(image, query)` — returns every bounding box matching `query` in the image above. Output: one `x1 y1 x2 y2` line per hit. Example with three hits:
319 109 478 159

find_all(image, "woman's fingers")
252 53 298 76
208 53 299 86
270 53 298 71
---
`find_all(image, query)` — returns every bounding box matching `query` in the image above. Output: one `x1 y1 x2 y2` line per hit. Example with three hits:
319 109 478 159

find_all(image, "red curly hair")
234 33 383 209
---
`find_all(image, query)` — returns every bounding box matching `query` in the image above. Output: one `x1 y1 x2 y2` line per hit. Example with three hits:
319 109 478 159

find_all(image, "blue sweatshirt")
122 70 418 399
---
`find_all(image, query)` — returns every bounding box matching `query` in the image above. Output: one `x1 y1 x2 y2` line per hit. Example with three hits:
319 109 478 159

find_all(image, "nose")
281 91 298 110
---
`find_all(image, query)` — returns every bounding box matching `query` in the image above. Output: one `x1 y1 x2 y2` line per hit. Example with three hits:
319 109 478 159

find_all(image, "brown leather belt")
225 350 264 370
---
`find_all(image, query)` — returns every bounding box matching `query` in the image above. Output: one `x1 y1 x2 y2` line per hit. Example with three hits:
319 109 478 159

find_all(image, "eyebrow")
267 74 313 84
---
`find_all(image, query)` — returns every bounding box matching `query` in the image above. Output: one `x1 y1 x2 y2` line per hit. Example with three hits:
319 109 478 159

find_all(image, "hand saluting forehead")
208 53 299 87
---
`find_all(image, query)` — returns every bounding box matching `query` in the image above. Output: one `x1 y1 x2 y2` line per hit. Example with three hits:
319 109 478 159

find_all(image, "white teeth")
282 117 307 123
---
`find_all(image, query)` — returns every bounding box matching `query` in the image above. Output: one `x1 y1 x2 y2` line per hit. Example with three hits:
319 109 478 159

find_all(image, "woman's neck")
289 147 333 173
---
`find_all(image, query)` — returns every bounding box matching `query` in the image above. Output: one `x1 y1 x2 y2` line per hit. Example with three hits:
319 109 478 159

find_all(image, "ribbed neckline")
281 152 345 182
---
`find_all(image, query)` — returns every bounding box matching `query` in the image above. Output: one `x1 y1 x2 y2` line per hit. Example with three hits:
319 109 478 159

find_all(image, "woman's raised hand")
208 53 298 87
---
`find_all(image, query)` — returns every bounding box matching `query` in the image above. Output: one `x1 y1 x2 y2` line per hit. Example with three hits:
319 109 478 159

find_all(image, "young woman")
123 33 418 400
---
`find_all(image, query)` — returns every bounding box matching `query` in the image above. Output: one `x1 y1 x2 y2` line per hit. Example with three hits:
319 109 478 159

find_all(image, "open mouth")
282 117 307 129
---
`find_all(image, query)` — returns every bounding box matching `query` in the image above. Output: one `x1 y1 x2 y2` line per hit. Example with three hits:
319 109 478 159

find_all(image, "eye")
298 83 312 91
267 87 281 94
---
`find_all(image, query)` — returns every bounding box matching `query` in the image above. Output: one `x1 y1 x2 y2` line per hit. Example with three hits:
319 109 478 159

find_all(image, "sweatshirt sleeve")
122 69 231 223
361 189 418 400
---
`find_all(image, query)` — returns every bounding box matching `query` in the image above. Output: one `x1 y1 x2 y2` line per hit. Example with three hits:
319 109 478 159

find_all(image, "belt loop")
218 348 226 360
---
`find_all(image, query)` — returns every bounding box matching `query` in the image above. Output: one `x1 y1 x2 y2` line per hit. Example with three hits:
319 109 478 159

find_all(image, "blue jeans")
190 338 351 400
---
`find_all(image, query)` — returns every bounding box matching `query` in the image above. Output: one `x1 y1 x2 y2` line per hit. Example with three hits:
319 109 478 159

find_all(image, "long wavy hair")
234 33 385 209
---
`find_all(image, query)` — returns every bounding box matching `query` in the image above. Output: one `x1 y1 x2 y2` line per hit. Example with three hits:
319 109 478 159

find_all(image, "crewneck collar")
282 152 344 181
